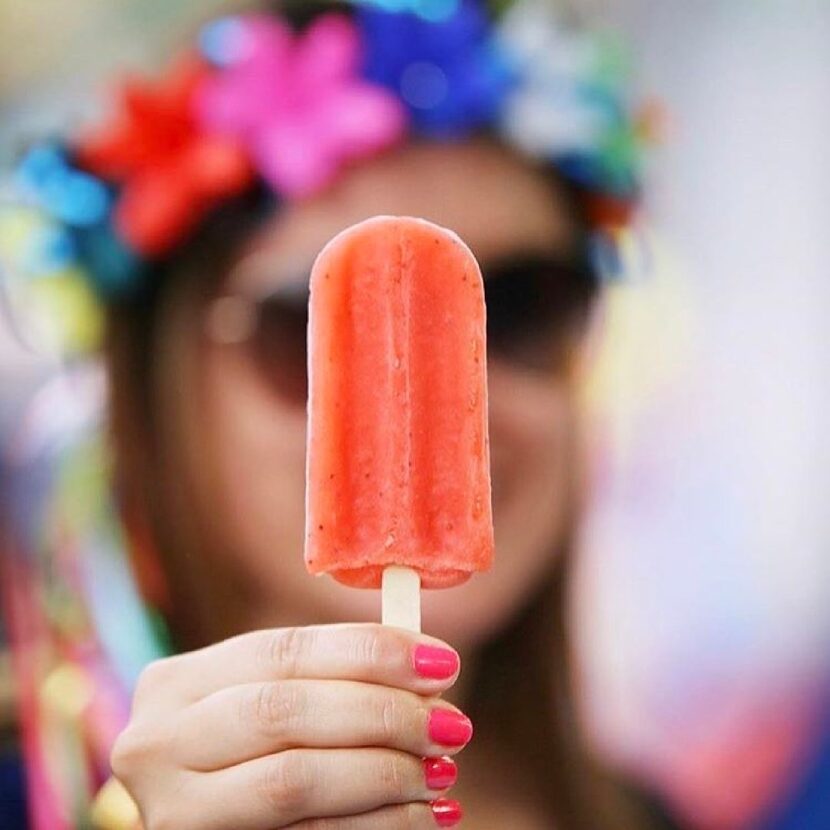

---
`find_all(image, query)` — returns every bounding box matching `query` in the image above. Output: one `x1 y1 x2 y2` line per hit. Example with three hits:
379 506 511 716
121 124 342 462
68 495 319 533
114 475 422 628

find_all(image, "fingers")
147 749 458 830
134 624 460 714
283 799 463 829
172 680 472 771
117 625 468 829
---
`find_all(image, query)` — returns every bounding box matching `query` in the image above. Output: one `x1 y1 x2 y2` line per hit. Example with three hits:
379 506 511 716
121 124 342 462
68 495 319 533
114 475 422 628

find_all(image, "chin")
420 561 537 647
274 480 561 649
298 552 520 646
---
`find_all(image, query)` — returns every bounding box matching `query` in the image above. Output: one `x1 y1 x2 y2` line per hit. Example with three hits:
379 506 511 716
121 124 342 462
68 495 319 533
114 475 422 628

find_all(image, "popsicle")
304 216 493 623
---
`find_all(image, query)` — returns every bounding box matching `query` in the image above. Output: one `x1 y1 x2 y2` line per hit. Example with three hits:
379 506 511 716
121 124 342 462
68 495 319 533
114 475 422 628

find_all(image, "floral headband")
0 0 655 355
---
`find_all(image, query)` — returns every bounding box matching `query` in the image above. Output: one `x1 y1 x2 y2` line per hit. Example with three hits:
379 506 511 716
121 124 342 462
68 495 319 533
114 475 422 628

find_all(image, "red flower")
77 56 253 256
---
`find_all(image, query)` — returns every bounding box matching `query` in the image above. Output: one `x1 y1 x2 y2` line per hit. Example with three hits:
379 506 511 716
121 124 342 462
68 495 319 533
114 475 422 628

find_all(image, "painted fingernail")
428 709 473 747
424 756 458 790
413 645 459 680
432 797 463 827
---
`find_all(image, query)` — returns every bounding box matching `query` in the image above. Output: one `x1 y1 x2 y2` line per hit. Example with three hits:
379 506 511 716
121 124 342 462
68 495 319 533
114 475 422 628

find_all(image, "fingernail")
428 709 473 747
414 645 460 680
424 756 458 790
432 797 463 827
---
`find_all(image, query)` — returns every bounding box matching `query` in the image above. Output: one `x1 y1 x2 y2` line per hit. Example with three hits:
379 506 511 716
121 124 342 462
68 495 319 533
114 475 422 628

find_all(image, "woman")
0 1 673 828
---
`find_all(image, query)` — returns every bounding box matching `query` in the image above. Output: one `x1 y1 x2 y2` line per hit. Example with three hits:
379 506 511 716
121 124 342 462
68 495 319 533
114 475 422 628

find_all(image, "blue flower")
198 16 251 67
75 224 144 299
16 144 110 228
359 0 514 136
12 145 142 298
495 0 641 199
354 0 461 23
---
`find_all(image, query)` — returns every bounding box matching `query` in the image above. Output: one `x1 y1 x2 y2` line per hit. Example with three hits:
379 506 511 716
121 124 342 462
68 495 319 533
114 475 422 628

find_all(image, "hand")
112 624 469 829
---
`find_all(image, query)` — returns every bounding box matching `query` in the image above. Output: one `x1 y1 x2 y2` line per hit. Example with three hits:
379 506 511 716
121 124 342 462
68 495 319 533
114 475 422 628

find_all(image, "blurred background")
1 1 829 828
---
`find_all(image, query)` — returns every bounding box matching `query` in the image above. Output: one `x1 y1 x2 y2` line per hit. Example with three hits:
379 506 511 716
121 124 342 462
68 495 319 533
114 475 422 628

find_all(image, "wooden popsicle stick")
381 566 421 633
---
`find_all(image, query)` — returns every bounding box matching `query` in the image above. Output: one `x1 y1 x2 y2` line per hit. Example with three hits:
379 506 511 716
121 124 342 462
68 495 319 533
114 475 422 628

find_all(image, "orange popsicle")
305 216 493 590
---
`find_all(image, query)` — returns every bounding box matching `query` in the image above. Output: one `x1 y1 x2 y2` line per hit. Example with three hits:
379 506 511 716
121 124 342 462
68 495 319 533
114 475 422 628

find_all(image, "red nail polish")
432 798 463 827
424 757 458 790
413 645 459 680
428 709 473 747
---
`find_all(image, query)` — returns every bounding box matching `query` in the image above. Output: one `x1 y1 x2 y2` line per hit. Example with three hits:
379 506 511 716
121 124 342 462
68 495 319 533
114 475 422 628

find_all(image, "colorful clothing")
1 365 165 829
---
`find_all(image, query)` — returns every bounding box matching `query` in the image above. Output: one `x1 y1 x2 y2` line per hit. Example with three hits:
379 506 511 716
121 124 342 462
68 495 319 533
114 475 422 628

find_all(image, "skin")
117 141 586 828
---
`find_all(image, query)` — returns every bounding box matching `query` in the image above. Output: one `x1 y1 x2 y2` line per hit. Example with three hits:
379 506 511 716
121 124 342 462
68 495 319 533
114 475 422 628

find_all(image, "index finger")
134 624 460 710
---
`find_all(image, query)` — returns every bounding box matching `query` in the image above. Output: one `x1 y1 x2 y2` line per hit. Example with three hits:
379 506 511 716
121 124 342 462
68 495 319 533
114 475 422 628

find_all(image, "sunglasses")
205 253 596 405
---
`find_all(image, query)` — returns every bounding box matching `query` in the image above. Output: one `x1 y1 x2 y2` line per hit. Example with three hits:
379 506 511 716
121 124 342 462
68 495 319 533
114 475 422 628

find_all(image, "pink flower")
196 13 408 198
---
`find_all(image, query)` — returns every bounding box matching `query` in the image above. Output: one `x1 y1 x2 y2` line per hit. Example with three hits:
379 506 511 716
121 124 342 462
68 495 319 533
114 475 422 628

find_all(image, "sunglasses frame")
204 251 597 403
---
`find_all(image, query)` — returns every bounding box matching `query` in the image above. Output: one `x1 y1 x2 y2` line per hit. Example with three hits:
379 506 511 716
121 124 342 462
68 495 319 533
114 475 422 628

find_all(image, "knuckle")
109 730 133 780
373 803 424 830
378 754 409 801
355 626 400 669
248 681 306 739
261 627 308 674
374 693 405 743
110 725 159 779
261 752 316 818
414 704 430 741
399 801 429 829
133 657 177 704
294 802 426 830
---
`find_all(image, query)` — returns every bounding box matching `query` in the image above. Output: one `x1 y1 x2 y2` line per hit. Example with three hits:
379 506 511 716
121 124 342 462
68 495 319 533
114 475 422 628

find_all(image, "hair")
105 3 668 828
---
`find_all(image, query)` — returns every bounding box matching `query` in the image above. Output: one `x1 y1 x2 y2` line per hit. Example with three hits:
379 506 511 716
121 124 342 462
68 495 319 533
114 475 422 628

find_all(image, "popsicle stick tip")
382 566 422 633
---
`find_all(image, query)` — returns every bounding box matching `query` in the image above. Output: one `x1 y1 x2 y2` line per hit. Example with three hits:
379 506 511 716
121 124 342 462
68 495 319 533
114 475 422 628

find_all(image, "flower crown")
0 0 655 355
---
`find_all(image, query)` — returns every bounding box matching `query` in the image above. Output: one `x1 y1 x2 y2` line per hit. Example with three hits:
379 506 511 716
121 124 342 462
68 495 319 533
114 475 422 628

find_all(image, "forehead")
230 140 577 292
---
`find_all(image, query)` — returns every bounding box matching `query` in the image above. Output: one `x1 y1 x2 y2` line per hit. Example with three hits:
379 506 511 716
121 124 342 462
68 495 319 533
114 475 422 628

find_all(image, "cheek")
422 366 575 646
489 363 572 514
201 346 308 583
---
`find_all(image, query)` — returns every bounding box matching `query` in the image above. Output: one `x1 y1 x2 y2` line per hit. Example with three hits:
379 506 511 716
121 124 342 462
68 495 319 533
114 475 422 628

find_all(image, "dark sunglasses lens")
249 290 309 404
245 257 593 402
484 257 594 371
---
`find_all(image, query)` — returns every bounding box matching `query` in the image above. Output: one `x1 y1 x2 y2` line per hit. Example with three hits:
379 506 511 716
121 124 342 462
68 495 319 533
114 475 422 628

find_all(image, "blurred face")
195 141 586 647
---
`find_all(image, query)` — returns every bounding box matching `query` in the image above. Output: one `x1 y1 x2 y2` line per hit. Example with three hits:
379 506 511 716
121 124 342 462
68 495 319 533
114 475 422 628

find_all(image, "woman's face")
196 141 584 647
